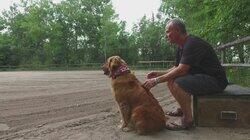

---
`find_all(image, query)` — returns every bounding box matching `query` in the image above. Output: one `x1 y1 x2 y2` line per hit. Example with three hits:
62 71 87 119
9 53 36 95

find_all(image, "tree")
131 14 175 62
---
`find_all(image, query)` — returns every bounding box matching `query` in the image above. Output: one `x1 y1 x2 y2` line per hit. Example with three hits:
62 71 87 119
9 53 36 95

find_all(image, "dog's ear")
118 57 127 65
114 56 127 65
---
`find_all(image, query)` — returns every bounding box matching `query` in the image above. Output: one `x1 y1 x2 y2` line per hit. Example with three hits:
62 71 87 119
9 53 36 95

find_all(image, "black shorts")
174 74 226 95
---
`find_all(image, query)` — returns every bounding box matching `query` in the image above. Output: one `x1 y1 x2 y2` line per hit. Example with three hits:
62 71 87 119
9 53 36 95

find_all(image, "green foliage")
1 0 121 65
131 15 175 62
0 33 21 66
0 0 249 81
226 67 250 87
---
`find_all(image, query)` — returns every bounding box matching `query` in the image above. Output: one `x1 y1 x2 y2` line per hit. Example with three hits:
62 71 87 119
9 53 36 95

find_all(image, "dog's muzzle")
102 65 110 76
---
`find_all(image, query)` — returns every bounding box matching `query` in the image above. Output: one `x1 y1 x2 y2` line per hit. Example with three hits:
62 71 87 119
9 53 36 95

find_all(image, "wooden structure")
137 60 174 69
193 85 250 128
216 36 250 51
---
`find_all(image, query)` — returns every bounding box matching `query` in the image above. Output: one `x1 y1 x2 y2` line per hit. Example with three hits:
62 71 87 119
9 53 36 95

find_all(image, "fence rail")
0 63 103 71
138 61 174 63
216 36 250 51
222 63 250 67
0 61 175 71
216 36 250 65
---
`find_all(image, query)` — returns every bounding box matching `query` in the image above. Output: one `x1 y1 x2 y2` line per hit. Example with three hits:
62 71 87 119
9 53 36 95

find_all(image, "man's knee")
167 80 180 95
167 79 190 95
173 81 191 96
172 82 181 91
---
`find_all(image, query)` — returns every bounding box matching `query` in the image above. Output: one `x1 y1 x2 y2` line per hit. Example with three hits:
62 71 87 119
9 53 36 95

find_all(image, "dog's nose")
101 64 105 70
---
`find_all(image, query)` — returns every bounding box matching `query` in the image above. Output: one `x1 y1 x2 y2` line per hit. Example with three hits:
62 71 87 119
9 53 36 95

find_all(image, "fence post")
221 50 226 64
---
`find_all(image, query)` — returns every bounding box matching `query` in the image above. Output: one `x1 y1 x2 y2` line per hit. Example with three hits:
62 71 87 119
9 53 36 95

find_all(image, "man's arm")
148 66 176 78
157 64 190 83
144 64 189 89
159 66 176 76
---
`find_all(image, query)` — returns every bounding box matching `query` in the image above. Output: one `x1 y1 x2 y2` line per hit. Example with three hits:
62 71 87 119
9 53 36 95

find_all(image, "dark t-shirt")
175 35 228 87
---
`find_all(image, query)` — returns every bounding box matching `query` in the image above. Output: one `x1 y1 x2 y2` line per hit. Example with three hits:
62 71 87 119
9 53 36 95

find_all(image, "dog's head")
102 56 127 77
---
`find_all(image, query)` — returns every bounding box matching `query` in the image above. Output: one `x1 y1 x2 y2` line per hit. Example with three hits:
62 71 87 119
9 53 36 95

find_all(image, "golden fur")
102 56 167 135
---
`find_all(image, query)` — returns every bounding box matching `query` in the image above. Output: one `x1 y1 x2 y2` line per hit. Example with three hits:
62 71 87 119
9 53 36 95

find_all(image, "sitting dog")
102 56 167 135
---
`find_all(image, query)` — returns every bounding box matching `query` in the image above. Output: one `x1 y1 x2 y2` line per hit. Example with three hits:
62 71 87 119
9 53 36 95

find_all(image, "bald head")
166 19 187 35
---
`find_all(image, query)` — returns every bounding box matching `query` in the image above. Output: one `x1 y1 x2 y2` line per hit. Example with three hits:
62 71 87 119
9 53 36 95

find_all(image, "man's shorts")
174 74 226 95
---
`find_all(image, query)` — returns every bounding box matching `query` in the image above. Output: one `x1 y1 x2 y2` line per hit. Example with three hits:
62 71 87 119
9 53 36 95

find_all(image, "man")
144 19 228 130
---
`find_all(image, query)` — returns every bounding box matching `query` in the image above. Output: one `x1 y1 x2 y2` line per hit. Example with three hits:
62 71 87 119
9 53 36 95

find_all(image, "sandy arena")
0 71 249 140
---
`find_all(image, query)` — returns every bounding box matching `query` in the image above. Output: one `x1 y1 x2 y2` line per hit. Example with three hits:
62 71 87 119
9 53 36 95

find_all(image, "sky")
0 0 162 32
112 0 162 31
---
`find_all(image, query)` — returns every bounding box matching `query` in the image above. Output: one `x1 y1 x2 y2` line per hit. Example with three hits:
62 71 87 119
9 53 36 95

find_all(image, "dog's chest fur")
110 74 142 102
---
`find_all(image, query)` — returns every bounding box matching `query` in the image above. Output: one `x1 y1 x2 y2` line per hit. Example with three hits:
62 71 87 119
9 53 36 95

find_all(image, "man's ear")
174 26 181 34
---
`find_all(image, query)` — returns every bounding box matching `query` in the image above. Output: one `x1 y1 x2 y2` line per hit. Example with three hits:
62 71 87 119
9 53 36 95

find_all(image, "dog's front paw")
118 123 133 132
122 126 133 132
118 122 125 129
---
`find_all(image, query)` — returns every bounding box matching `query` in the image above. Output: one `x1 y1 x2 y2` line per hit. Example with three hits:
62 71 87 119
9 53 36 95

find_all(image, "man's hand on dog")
144 78 158 90
144 71 159 90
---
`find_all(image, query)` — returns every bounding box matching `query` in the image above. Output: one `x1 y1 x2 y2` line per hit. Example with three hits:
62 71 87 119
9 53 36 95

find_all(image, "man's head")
165 19 187 44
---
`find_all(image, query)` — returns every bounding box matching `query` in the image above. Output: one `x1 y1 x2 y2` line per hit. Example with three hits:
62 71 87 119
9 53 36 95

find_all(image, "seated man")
144 19 228 130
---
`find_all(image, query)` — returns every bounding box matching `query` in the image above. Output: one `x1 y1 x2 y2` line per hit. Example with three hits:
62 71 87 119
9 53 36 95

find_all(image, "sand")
0 71 249 140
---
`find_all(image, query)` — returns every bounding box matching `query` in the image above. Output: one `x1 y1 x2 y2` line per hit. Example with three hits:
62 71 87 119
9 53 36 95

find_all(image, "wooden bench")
193 84 250 128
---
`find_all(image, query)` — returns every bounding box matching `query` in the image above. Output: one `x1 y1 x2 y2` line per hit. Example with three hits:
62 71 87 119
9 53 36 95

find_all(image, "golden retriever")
102 56 167 135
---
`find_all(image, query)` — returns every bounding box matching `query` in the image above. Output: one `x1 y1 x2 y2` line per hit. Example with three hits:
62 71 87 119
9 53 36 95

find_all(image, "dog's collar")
110 65 130 79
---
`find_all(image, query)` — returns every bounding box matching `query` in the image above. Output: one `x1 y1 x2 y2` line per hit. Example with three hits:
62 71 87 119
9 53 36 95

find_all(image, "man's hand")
146 71 158 79
143 78 158 90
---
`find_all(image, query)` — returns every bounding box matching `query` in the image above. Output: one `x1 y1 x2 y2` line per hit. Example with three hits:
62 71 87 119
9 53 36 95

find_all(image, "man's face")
165 23 179 44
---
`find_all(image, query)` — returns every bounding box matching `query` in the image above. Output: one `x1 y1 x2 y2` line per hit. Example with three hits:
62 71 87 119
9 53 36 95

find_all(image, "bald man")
144 19 228 130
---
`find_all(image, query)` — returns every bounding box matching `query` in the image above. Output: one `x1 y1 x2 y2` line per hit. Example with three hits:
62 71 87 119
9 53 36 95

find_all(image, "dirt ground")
0 71 249 140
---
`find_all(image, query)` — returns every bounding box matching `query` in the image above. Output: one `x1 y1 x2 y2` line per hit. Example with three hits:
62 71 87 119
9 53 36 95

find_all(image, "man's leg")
167 80 193 124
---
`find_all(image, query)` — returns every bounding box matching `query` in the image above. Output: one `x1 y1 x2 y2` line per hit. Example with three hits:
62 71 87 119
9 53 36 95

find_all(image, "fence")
216 36 250 86
136 61 174 70
216 36 250 65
